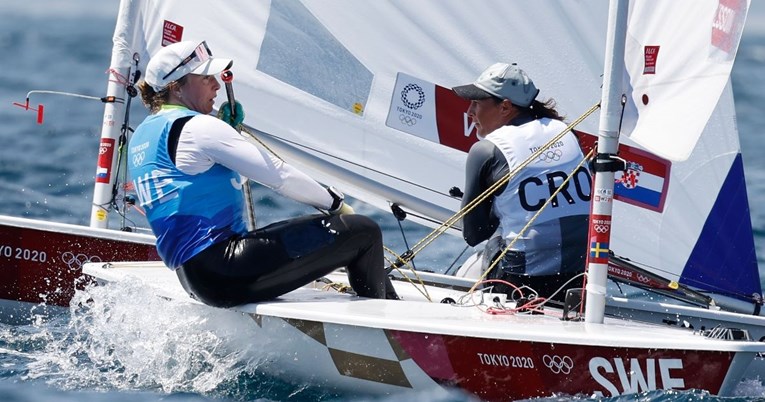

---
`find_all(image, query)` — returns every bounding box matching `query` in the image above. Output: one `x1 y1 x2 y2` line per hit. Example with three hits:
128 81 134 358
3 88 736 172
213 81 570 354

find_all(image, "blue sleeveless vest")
128 108 247 269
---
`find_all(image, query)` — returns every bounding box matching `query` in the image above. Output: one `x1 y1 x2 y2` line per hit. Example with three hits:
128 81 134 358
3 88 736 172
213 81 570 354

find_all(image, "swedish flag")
590 242 609 258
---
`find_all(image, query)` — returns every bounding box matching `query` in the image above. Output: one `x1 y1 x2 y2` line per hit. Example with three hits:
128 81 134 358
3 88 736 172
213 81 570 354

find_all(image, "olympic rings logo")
401 83 425 110
593 224 609 234
99 146 109 155
399 114 417 126
132 152 145 167
543 354 573 374
537 149 562 163
637 274 650 283
61 252 102 271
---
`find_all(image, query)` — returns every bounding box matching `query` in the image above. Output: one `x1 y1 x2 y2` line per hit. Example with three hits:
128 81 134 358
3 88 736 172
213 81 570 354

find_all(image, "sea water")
1 2 765 401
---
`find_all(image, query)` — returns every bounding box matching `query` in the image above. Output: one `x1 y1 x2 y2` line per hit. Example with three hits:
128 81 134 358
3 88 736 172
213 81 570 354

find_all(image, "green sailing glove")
217 101 245 128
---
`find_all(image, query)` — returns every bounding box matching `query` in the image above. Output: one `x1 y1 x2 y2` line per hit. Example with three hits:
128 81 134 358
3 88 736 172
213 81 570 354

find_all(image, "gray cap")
452 63 539 107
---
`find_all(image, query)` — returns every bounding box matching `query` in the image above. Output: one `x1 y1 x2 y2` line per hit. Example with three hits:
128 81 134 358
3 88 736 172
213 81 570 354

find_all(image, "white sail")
71 2 765 396
124 0 608 226
608 0 758 302
607 84 760 302
120 0 758 301
620 0 750 162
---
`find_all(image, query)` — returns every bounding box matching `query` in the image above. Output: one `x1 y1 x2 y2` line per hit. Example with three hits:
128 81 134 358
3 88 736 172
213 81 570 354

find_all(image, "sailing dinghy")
88 261 761 399
77 0 765 399
0 216 155 322
4 0 756 338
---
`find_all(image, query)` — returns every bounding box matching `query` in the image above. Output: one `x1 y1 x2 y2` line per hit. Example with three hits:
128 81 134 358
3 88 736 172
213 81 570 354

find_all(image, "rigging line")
241 126 284 161
394 218 417 271
239 124 348 217
469 148 597 294
610 254 679 280
107 68 131 87
239 125 466 238
241 123 465 260
24 90 124 104
240 126 454 199
111 204 141 231
383 246 432 301
109 59 141 230
398 103 601 266
443 244 471 276
396 209 461 231
418 104 600 254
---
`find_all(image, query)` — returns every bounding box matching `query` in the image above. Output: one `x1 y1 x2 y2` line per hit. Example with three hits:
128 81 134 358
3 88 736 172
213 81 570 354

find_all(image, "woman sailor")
129 40 398 307
453 62 591 302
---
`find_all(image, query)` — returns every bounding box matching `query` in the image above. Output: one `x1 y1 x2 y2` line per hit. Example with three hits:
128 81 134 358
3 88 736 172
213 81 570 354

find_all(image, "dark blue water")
1 2 765 401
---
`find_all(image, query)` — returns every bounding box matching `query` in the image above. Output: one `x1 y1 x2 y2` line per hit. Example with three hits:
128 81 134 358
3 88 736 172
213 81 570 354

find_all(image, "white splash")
734 377 765 397
24 278 269 394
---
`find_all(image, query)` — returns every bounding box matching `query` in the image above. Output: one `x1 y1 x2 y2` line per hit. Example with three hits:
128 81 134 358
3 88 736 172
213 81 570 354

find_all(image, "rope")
237 104 601 302
390 103 601 268
241 126 285 162
383 246 433 301
468 148 596 294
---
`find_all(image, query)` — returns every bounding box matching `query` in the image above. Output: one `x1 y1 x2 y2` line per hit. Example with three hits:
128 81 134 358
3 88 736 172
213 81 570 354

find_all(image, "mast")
584 0 629 323
89 0 136 229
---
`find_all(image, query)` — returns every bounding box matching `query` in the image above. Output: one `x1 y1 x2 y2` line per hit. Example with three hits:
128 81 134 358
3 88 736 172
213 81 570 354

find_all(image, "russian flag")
96 167 109 179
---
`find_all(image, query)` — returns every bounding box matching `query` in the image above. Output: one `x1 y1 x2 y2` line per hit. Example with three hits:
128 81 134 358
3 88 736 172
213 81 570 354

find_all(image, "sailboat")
5 1 760 351
49 0 765 399
0 216 156 322
1 14 159 321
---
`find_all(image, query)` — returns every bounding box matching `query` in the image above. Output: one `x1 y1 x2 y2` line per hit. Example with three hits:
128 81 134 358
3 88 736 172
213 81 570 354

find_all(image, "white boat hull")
0 215 157 323
2 213 764 393
83 261 765 400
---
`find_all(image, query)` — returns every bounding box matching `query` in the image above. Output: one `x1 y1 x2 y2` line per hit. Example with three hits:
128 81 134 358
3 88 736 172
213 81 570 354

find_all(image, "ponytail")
138 81 168 113
528 98 564 121
137 76 187 113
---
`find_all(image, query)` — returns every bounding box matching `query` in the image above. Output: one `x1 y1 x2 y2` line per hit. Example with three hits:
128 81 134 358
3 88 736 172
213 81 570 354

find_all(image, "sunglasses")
162 41 213 81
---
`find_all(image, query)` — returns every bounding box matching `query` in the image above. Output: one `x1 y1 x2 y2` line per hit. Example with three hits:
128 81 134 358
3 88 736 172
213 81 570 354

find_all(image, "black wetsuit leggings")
176 214 397 308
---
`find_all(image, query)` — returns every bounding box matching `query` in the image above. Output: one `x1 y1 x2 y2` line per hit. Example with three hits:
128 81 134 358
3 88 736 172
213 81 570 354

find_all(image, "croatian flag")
577 132 671 213
613 144 671 213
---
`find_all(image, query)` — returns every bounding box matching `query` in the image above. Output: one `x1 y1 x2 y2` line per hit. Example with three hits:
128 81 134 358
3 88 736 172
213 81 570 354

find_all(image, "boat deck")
84 261 765 353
